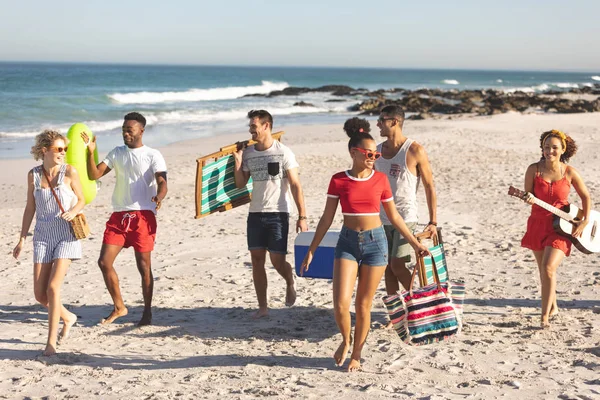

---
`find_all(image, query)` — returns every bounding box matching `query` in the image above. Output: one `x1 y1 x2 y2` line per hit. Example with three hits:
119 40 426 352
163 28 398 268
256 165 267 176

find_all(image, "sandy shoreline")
1 112 599 399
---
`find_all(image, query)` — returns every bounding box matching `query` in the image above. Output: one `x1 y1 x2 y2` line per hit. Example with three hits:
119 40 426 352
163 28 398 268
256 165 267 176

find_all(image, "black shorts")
247 212 289 254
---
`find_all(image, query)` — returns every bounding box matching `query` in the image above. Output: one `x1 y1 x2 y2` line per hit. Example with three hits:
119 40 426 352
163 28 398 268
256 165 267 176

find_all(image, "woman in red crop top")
300 118 429 372
521 130 591 328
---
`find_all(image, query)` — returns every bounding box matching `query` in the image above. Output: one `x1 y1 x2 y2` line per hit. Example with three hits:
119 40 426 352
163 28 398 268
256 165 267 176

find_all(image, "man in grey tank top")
375 105 438 301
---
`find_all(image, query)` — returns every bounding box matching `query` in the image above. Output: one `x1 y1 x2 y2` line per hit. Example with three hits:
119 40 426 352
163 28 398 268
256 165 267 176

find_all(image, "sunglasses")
49 146 68 153
377 117 396 123
353 147 381 160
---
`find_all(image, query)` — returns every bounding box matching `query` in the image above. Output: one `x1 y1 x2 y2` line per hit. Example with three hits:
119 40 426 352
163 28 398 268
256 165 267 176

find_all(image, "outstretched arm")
523 163 537 205
287 167 308 232
416 145 437 235
13 171 36 259
300 197 338 275
570 167 591 238
62 166 86 221
81 133 111 180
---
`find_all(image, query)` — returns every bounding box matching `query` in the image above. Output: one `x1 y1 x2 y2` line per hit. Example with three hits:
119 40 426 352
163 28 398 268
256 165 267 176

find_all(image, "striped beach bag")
417 230 465 316
383 251 464 345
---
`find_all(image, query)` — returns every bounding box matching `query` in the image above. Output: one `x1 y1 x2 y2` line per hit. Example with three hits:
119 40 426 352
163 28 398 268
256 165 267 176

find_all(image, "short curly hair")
343 117 372 151
540 130 577 163
31 129 66 161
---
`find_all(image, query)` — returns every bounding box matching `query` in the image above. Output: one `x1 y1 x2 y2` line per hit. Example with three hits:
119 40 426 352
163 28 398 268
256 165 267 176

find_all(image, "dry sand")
1 112 599 399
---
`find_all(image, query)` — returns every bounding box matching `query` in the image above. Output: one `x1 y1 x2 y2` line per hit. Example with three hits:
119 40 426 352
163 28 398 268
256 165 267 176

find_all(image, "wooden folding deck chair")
414 228 448 287
194 131 284 219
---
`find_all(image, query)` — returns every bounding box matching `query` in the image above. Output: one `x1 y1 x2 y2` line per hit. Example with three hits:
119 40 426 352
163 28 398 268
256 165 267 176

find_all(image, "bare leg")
532 250 557 317
539 247 564 328
98 244 128 324
43 258 72 356
348 264 386 372
135 251 153 326
384 265 399 295
390 258 412 291
382 266 397 329
33 264 77 346
332 258 358 367
250 249 269 318
383 258 412 329
269 252 296 307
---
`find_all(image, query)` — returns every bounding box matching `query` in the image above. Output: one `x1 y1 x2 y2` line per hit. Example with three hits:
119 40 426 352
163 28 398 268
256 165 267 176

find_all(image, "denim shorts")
247 212 289 254
334 225 388 267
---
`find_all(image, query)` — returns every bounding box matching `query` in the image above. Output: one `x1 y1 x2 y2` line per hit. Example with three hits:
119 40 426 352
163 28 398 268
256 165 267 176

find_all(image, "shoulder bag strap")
41 166 66 214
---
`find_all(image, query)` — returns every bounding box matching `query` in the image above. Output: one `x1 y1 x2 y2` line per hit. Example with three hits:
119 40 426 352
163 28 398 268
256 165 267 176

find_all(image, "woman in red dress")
521 130 591 328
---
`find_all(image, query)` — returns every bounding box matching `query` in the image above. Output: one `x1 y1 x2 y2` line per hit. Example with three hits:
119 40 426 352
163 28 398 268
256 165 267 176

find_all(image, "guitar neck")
532 197 571 221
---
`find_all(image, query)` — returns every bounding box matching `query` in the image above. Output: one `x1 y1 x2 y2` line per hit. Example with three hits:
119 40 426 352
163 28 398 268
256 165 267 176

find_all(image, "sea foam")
0 104 328 139
108 81 289 104
442 79 460 85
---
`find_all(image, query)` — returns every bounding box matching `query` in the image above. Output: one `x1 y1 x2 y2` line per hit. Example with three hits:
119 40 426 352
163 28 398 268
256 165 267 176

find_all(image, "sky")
0 0 599 71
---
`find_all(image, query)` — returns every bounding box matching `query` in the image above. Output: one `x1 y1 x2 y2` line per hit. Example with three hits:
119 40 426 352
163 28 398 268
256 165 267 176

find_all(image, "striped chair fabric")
200 156 253 215
423 243 448 285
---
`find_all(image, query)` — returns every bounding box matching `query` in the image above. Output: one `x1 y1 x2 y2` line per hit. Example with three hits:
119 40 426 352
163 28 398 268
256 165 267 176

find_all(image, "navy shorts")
247 212 289 254
334 225 388 266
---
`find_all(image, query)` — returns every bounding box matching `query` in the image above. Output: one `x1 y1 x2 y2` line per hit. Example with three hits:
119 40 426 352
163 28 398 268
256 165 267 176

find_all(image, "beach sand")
1 112 599 399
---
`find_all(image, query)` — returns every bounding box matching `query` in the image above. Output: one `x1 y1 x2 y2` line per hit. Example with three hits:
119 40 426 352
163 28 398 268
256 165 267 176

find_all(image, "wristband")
428 221 437 226
298 216 307 220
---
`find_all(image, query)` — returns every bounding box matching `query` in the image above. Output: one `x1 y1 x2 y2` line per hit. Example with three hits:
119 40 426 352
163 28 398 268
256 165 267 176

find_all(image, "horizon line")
1 60 599 75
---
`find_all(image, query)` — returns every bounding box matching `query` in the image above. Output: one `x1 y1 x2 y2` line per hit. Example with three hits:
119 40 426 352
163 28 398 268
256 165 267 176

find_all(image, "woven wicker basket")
71 213 90 240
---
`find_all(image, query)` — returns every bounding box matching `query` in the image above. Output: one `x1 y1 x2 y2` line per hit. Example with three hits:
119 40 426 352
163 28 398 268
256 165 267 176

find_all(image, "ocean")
1 62 599 159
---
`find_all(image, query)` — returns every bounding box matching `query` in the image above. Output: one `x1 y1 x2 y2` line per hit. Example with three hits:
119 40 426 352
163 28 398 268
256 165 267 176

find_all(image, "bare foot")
137 310 152 326
347 357 362 372
541 318 550 329
549 306 559 319
285 283 296 307
100 307 128 325
43 344 56 356
252 307 269 319
333 340 351 367
58 312 77 343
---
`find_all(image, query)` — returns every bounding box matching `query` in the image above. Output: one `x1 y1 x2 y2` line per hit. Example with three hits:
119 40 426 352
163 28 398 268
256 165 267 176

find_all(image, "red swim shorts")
103 210 157 252
521 215 571 256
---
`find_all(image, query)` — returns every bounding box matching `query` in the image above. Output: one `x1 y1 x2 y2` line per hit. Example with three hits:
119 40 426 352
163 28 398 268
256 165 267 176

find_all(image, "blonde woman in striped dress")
13 130 86 356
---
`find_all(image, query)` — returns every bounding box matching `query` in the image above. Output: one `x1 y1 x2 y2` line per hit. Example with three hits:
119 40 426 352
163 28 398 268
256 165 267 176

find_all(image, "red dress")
521 168 572 256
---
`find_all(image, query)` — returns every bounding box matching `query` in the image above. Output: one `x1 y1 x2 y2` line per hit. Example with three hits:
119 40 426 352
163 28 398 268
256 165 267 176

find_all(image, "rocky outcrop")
243 83 600 116
293 101 315 107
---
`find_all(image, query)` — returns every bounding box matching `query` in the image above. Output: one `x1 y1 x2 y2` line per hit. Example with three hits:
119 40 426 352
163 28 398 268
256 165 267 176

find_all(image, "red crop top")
327 170 394 216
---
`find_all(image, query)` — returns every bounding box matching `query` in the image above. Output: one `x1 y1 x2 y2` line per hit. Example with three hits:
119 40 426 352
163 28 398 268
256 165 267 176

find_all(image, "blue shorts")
247 212 289 254
334 225 388 267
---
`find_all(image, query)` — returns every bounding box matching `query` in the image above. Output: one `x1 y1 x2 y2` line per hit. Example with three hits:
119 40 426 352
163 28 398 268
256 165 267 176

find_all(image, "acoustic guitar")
508 185 600 254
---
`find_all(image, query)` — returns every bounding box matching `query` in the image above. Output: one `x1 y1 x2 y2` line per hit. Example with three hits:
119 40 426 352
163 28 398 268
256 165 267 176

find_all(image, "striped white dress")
32 165 82 263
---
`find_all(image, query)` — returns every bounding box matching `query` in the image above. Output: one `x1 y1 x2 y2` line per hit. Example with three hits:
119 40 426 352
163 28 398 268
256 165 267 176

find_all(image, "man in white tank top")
375 105 438 298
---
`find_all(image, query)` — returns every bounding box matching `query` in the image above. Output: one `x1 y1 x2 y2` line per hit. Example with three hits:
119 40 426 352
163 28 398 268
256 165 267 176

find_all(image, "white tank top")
375 138 420 223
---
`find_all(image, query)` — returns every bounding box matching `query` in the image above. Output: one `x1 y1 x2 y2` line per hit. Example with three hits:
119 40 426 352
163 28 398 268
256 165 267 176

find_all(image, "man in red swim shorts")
84 112 168 326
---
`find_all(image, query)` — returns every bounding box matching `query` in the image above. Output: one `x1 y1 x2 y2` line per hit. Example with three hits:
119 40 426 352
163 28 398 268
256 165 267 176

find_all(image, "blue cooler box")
294 230 340 279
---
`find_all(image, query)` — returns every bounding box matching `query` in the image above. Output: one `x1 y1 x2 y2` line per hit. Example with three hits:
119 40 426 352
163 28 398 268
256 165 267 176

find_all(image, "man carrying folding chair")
375 105 439 306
